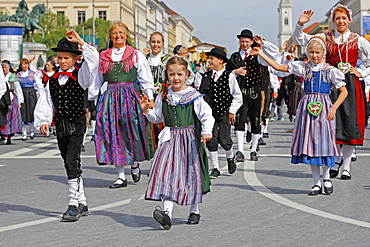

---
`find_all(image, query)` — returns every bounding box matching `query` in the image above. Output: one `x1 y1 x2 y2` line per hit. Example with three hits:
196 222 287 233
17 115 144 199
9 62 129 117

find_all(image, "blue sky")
163 0 339 53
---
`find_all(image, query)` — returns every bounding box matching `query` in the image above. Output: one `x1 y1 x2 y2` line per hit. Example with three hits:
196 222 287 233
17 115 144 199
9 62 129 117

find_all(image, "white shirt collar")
112 46 126 62
334 29 351 43
148 52 163 66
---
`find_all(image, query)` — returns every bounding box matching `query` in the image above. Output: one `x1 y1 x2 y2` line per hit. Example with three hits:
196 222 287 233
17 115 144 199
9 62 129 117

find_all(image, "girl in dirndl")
250 37 348 196
140 56 214 230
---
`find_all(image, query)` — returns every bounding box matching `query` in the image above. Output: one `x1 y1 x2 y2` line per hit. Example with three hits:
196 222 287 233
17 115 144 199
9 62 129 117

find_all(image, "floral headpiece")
331 4 352 21
307 36 327 55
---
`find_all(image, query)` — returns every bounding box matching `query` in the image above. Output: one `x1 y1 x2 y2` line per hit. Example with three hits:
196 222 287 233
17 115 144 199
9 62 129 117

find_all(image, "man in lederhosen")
226 29 278 161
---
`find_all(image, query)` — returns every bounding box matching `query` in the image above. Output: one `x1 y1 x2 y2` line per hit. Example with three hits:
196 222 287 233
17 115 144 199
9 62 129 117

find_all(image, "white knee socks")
250 134 259 152
225 149 234 160
209 151 219 170
115 165 126 181
189 203 199 214
163 200 174 218
68 178 79 206
91 120 96 135
310 165 321 187
131 161 140 175
236 131 244 152
342 145 354 173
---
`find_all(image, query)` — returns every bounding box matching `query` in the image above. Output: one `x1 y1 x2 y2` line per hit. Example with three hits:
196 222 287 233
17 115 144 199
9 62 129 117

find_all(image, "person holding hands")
34 30 99 221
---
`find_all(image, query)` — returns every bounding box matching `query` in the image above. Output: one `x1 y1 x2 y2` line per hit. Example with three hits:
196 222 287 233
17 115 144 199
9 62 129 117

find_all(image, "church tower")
278 0 293 46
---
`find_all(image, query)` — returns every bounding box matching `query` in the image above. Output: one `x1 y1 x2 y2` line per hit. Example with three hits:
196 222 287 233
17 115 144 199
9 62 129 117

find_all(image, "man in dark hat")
226 29 279 161
34 30 99 221
195 48 242 178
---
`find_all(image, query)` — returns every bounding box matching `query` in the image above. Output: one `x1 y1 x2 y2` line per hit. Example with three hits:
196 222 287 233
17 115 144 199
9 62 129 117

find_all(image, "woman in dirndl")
94 21 155 188
0 60 23 144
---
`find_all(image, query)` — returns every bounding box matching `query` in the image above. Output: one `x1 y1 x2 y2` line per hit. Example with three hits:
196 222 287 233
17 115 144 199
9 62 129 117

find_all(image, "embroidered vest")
103 63 137 83
49 67 85 123
243 55 262 87
146 53 171 84
199 70 232 117
18 70 37 88
325 30 359 67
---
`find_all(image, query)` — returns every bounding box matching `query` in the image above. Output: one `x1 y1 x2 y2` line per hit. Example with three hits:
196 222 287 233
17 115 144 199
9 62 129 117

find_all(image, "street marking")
243 161 370 228
0 164 6 167
0 155 96 159
0 199 131 233
0 139 56 158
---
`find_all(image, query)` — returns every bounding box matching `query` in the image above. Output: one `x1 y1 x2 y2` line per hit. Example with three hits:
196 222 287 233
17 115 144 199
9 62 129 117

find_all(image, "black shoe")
81 145 85 152
246 131 252 143
227 157 237 174
153 206 171 230
29 132 34 139
209 168 220 179
62 205 80 221
263 133 269 138
109 178 128 188
308 185 322 196
330 158 343 178
258 137 266 146
90 135 94 141
235 151 245 162
131 164 141 183
78 204 89 217
351 152 357 162
186 213 200 224
323 179 333 195
341 170 351 180
5 138 11 145
250 151 258 161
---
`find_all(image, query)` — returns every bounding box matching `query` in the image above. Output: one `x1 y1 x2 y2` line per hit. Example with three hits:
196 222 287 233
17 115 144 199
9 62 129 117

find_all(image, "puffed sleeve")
287 61 306 77
193 96 215 135
330 68 346 89
228 71 242 114
14 81 24 104
258 41 280 66
135 50 155 100
34 84 54 129
78 43 100 90
358 36 370 78
193 72 203 90
144 93 164 124
0 68 5 98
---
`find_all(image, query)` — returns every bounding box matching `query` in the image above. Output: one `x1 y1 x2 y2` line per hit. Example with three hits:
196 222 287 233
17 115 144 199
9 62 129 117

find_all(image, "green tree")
31 10 72 57
75 18 110 51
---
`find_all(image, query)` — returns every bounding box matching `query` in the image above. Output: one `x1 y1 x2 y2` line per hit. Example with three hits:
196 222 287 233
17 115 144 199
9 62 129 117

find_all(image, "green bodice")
162 101 195 127
103 63 137 82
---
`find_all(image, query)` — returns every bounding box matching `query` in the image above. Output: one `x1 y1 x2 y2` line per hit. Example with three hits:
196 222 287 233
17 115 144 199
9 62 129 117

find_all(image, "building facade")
0 0 195 53
277 0 293 46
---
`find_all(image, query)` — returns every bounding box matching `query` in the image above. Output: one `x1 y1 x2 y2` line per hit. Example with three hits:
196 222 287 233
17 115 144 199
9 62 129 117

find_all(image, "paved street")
1 116 370 247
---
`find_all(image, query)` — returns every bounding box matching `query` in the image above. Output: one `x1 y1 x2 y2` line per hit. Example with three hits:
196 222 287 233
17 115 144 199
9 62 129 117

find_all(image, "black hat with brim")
51 37 82 55
237 29 254 39
206 48 228 62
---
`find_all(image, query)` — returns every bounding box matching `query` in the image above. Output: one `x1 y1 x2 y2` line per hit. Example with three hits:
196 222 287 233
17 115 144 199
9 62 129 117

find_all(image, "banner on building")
363 16 370 41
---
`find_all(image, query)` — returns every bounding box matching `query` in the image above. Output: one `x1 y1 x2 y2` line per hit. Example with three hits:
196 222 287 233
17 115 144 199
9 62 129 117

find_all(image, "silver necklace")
114 48 123 56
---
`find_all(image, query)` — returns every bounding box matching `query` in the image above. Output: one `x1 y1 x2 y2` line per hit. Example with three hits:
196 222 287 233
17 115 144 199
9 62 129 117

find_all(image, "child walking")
34 30 99 220
195 48 242 178
250 37 348 195
140 56 214 229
